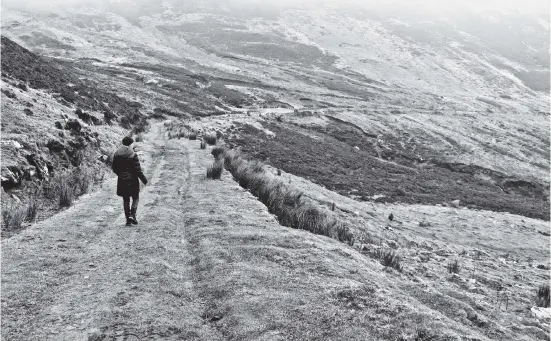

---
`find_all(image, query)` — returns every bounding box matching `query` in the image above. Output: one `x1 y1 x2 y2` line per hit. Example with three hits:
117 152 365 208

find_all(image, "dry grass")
46 168 91 207
221 149 354 245
373 248 403 272
211 147 225 159
2 205 27 231
25 194 39 222
447 259 461 274
206 159 224 180
204 133 217 145
536 284 550 307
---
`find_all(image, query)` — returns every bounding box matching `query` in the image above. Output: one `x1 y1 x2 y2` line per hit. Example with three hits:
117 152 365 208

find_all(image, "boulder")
451 199 461 208
1 166 23 189
25 154 49 179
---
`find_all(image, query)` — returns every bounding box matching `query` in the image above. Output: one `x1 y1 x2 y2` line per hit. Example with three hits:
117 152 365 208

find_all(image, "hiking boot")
130 215 138 225
126 218 133 226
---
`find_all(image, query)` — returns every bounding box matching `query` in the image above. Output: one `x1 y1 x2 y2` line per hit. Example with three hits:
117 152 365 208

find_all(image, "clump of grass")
46 169 91 208
221 149 354 245
447 259 461 274
200 141 207 149
211 147 225 159
206 160 224 180
374 248 403 272
536 284 550 308
25 195 39 222
2 204 27 231
204 133 217 145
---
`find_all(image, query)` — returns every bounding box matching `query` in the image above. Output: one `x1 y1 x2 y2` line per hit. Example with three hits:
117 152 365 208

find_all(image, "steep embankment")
1 36 149 237
2 123 549 340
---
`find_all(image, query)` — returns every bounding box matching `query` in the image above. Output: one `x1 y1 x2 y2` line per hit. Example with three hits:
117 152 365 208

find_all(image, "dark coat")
112 145 147 197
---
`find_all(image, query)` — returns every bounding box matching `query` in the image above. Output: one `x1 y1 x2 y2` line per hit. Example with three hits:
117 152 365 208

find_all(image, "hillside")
2 1 549 218
1 1 550 340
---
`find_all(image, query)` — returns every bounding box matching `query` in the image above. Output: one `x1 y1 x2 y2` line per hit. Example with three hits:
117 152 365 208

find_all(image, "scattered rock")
76 108 101 125
46 139 65 152
387 240 399 249
419 220 431 227
1 166 24 189
353 146 360 151
1 88 16 99
531 307 551 321
87 328 103 341
451 199 461 208
15 82 28 91
65 119 82 132
25 154 49 179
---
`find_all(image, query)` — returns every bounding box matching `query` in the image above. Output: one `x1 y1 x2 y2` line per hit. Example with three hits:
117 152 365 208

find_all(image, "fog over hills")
1 1 550 340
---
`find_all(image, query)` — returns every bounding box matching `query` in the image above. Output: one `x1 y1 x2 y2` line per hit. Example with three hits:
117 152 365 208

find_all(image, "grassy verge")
212 147 354 245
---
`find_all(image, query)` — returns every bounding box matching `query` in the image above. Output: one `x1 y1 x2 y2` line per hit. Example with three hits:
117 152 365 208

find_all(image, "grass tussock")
447 259 461 274
25 194 39 222
204 133 217 145
211 147 225 159
2 204 27 231
206 159 224 180
45 168 91 207
221 149 354 245
536 284 550 308
373 248 403 272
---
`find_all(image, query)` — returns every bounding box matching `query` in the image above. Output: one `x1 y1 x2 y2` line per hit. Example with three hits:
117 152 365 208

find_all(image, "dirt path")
1 124 222 340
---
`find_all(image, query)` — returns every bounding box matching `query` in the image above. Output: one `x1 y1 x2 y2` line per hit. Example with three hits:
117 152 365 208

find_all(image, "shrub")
205 133 217 145
188 132 197 140
374 248 403 272
2 205 27 231
277 168 282 176
536 284 550 308
206 160 224 180
447 259 461 274
200 141 206 149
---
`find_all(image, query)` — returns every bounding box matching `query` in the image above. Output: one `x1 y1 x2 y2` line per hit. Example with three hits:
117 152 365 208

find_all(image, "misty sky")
2 0 549 16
